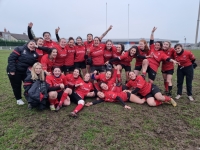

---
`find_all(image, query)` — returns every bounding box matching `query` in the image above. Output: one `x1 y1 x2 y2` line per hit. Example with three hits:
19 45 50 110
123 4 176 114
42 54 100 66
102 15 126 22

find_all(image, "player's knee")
78 100 85 105
147 99 156 106
49 91 57 99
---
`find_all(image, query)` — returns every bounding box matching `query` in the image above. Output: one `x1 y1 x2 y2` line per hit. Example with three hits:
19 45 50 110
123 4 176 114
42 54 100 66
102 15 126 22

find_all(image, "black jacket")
7 45 38 73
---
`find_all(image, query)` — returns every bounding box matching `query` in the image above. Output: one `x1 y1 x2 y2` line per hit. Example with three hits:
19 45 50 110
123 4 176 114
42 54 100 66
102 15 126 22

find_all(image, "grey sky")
0 0 199 43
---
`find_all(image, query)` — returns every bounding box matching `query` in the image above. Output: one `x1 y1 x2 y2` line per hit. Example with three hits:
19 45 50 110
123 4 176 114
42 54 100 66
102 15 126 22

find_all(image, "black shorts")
57 91 64 101
134 65 142 71
90 65 105 73
69 92 82 104
126 92 131 101
147 66 157 81
60 66 65 73
74 61 86 69
64 65 75 73
145 84 160 99
161 69 174 75
120 64 131 72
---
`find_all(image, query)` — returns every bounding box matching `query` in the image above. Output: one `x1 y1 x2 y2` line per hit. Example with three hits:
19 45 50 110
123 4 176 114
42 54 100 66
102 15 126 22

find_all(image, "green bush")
0 39 26 46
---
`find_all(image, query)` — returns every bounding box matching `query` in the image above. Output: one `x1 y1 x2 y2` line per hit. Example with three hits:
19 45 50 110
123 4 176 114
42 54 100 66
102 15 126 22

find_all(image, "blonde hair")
31 62 45 81
163 41 171 49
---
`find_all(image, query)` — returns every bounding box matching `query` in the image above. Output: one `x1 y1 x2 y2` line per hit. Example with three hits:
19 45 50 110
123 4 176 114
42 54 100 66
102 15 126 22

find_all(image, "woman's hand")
105 61 109 65
123 90 131 93
60 83 65 89
93 70 97 74
152 27 157 33
45 71 51 76
124 105 131 109
10 72 15 75
55 27 60 34
85 102 93 107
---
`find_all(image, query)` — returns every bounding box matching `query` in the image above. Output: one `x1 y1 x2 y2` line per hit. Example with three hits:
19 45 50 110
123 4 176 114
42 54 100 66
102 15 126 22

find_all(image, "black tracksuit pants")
177 65 193 96
8 71 27 100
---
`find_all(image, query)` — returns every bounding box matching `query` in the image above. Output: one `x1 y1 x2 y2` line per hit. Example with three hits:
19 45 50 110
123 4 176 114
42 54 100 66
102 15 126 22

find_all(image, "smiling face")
28 41 36 51
68 39 74 47
76 38 82 45
84 73 90 82
34 65 42 74
174 45 182 54
94 37 100 46
163 42 170 50
87 34 93 42
37 39 44 47
100 83 108 91
97 91 105 99
106 41 112 50
139 41 145 50
73 69 80 78
129 72 136 80
105 71 112 79
43 33 51 41
116 44 122 53
155 42 161 51
60 39 67 48
50 49 57 58
129 48 136 56
53 68 61 77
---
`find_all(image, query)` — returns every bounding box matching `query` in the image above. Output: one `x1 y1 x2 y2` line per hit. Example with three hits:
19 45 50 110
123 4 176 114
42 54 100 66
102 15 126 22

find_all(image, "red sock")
73 104 84 113
154 99 162 106
142 72 146 76
164 96 171 102
49 98 58 105
59 92 68 106
164 81 169 92
117 74 121 83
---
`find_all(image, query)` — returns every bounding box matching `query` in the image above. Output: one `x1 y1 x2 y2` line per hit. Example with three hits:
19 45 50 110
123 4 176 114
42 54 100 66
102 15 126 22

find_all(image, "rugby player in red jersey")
124 71 177 107
173 44 196 101
46 67 70 111
85 82 145 109
161 41 176 96
141 27 178 83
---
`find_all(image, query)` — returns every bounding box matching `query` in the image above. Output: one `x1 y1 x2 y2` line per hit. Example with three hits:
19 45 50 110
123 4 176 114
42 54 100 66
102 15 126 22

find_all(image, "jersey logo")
33 54 36 57
23 50 26 54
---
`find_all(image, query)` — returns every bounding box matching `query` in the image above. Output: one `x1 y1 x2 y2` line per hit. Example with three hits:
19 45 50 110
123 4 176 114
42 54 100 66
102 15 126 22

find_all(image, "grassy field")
0 50 200 150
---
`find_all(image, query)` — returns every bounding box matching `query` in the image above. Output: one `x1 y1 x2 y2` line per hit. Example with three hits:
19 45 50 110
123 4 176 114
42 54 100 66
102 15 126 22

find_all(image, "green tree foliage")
0 39 26 46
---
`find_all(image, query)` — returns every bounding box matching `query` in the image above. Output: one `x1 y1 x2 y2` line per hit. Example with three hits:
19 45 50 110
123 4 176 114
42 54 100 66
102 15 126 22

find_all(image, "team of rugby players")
7 22 197 117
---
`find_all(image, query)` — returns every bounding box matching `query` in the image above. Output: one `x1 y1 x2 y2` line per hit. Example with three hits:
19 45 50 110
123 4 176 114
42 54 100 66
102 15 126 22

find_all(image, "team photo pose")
161 41 176 96
46 67 70 111
7 40 38 105
85 82 146 109
23 62 48 110
141 27 178 83
173 44 197 101
124 71 177 107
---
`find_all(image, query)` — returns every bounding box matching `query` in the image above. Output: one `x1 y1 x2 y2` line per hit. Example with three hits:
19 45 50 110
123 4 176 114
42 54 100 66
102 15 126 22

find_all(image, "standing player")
161 41 176 96
173 44 197 101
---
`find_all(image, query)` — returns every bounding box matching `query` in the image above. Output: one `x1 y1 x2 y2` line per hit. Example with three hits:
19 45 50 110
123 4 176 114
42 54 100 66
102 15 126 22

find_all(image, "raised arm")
99 25 113 40
150 27 157 45
55 27 60 42
27 22 36 40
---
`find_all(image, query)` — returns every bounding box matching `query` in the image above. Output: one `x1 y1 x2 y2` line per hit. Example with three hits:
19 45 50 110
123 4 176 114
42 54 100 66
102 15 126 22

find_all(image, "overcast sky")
0 0 199 43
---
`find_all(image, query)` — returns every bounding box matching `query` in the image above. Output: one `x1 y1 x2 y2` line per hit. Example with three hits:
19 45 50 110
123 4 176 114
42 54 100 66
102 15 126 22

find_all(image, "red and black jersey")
64 45 76 66
119 51 135 66
173 50 195 67
75 81 94 99
41 54 55 72
46 74 66 92
126 75 152 97
84 40 94 49
161 48 175 72
102 91 128 102
54 44 67 67
43 40 58 55
135 47 150 67
89 44 105 65
148 44 169 72
36 49 44 62
65 74 83 89
104 46 116 63
112 48 122 65
74 45 86 62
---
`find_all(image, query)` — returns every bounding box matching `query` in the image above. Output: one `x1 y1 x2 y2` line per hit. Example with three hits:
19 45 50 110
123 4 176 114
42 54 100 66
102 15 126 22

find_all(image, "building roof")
10 33 29 41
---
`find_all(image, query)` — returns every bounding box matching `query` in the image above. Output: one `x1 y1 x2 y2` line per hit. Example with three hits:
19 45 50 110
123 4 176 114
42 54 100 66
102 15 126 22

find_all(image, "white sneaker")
188 96 194 101
17 99 25 105
175 95 181 100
